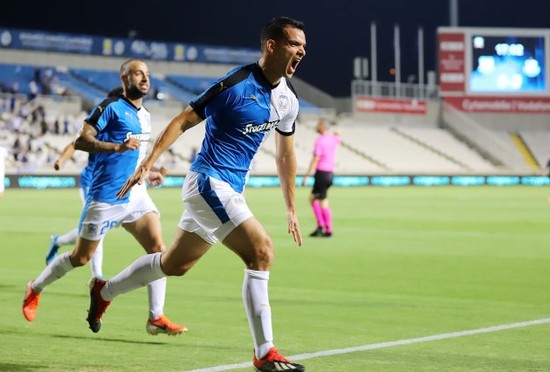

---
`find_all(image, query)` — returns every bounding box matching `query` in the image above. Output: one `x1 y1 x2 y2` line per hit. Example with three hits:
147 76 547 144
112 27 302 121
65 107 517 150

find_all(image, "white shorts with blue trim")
79 186 159 241
178 170 253 245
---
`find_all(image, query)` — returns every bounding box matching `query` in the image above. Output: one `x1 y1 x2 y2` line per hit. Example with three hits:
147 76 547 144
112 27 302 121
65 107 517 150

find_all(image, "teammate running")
23 60 185 336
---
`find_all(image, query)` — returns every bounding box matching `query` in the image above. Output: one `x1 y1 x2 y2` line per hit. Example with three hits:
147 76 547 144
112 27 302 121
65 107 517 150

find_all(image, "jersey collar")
253 62 280 90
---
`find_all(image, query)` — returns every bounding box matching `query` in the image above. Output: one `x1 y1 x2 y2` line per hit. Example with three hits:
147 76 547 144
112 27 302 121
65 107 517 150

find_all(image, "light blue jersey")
78 153 95 200
79 155 94 189
189 63 299 193
85 96 151 204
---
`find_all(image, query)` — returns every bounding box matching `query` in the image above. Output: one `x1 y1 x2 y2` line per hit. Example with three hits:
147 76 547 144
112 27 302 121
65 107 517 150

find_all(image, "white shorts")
178 170 253 245
79 188 159 241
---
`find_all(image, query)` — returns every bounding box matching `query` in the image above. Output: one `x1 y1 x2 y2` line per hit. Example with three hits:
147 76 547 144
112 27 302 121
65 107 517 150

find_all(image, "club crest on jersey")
277 94 289 113
87 223 98 235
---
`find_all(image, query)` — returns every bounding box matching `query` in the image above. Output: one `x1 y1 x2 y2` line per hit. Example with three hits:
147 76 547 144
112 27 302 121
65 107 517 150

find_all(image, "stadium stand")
1 71 540 177
0 31 547 177
166 75 214 95
0 64 36 95
394 127 496 172
54 69 106 103
520 131 550 168
70 68 196 103
339 125 464 174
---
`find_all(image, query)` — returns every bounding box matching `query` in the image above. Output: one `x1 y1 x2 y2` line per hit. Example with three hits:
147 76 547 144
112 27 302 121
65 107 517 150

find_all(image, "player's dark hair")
120 58 145 76
260 16 305 45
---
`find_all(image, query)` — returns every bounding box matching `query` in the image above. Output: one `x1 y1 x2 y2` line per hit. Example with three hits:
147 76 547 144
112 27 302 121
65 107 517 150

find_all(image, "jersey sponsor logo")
242 120 279 135
125 131 151 142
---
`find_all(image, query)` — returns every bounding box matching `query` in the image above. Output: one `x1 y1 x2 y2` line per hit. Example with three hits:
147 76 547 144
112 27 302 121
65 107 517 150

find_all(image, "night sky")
2 0 550 97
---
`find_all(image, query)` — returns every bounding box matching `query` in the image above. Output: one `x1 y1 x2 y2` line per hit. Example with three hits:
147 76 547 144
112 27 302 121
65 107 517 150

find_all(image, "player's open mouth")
289 59 301 74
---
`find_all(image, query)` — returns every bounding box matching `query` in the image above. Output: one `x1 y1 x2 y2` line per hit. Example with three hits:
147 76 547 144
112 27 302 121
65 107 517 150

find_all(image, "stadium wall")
0 49 237 78
351 99 441 126
4 174 549 190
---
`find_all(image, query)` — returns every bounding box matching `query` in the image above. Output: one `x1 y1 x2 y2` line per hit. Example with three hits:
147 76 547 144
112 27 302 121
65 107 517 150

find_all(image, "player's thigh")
161 228 212 276
222 217 273 270
123 212 165 253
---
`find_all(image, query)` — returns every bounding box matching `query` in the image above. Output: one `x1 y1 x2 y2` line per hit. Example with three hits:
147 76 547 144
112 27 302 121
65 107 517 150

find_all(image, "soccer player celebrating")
86 16 307 371
23 60 185 336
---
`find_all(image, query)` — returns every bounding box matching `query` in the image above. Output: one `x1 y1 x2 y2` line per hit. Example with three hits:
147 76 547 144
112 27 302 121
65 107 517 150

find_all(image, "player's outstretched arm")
116 106 202 200
114 160 168 199
275 132 303 247
116 165 150 199
144 166 167 188
54 142 76 170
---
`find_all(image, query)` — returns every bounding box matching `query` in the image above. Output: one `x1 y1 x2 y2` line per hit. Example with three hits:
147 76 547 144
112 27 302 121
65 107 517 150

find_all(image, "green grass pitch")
1 186 550 371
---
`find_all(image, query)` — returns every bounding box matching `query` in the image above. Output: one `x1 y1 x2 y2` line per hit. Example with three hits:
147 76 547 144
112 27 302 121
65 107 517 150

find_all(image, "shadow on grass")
53 334 168 345
0 329 170 347
54 334 244 353
0 363 43 371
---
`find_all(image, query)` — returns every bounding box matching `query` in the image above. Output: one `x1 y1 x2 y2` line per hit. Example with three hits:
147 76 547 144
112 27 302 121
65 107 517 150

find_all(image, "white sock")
90 238 104 278
101 252 165 302
56 228 78 246
147 277 167 319
33 252 74 292
242 269 274 359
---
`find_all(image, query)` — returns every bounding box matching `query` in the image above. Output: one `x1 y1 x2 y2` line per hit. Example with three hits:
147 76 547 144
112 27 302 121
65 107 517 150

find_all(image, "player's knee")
69 254 90 267
148 242 166 253
253 236 274 270
165 266 189 277
161 260 194 277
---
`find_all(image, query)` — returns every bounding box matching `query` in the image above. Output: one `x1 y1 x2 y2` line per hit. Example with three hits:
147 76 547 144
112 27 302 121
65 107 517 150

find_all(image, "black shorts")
312 170 334 199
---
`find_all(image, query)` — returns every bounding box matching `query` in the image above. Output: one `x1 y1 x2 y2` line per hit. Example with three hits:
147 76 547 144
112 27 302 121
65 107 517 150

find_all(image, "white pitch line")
184 317 550 372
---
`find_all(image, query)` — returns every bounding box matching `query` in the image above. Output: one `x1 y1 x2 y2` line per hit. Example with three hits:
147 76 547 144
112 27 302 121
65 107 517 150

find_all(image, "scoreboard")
438 27 550 113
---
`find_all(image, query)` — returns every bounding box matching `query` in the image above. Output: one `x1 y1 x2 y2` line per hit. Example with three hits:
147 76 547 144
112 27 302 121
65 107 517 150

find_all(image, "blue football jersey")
189 63 299 193
79 153 95 189
84 96 151 204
